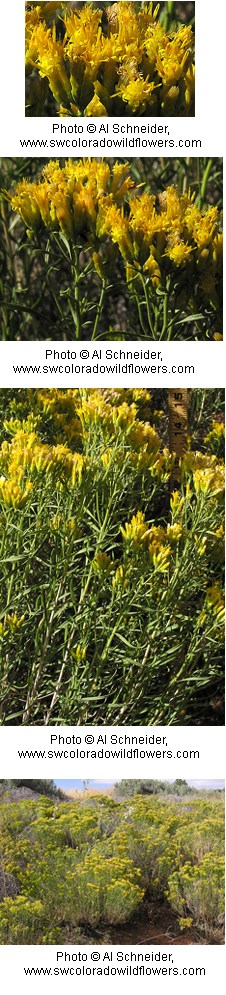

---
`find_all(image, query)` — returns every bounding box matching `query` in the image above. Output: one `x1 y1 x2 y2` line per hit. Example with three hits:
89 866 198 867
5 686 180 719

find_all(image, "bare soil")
107 902 201 946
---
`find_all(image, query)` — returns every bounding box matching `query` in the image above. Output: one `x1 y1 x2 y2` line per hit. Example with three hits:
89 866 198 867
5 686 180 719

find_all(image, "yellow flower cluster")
0 477 33 509
25 2 195 117
204 420 225 456
120 511 184 574
9 161 222 313
0 425 86 510
9 159 133 238
0 614 25 640
205 582 225 622
181 450 225 499
98 185 222 299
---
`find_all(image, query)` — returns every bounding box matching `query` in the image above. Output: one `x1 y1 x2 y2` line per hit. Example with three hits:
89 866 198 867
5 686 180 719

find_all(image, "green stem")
92 280 106 340
44 484 121 725
73 247 81 339
39 241 66 324
22 576 65 724
0 298 63 333
134 286 148 336
161 1 174 31
140 275 155 337
161 291 168 338
200 159 213 208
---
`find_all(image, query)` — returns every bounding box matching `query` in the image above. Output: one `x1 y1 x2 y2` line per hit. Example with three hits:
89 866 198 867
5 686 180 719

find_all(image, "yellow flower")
192 207 219 249
121 511 151 547
152 546 172 572
97 202 133 260
5 613 25 632
166 523 183 543
112 564 129 591
155 25 194 87
144 252 161 286
11 180 42 230
205 582 225 622
204 421 225 448
75 644 87 663
170 491 185 514
36 31 72 106
71 453 85 486
193 466 224 496
93 552 114 574
194 535 206 557
0 478 33 509
184 64 195 108
116 78 157 114
85 94 108 116
166 243 193 266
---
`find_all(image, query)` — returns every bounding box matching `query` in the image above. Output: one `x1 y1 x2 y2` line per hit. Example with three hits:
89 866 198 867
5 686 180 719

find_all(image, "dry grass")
62 786 115 799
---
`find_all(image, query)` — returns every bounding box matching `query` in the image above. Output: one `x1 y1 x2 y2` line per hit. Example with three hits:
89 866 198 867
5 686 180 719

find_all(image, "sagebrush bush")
0 388 224 726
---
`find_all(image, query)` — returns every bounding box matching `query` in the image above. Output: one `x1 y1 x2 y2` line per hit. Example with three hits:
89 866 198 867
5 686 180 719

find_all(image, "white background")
1 725 225 777
0 1 225 991
0 943 224 993
0 340 225 387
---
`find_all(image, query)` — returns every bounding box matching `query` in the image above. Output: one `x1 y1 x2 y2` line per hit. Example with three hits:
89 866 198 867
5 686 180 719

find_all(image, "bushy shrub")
70 853 144 925
0 388 224 726
1 780 60 798
115 779 193 797
167 854 225 939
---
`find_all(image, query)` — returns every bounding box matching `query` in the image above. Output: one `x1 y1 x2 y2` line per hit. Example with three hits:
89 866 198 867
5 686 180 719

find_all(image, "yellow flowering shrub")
0 791 224 944
0 897 48 945
25 2 195 117
5 158 222 341
167 854 225 940
70 852 144 924
0 388 224 726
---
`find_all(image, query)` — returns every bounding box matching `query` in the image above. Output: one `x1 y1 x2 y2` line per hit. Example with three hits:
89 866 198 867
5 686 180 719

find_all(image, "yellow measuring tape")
168 389 189 489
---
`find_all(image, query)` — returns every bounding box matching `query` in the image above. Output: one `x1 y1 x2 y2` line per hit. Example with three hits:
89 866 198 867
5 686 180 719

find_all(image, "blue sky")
55 779 224 791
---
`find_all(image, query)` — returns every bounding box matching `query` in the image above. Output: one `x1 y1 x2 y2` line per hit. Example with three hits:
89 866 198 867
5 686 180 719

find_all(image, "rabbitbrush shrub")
2 157 222 341
0 388 224 726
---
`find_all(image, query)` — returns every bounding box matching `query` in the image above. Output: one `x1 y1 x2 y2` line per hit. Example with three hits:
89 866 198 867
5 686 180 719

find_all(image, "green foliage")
115 779 193 797
0 780 60 798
